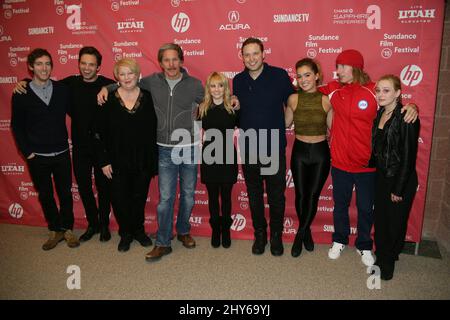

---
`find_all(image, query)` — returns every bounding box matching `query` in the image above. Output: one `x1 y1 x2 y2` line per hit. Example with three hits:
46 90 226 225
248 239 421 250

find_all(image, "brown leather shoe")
64 230 80 248
42 231 65 251
145 246 172 261
177 234 196 248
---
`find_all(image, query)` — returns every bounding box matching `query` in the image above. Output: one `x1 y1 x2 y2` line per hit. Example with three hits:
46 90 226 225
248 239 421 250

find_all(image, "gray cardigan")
140 69 204 146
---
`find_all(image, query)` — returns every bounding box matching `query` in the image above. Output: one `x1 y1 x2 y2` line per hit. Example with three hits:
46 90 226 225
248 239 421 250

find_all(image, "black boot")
252 229 267 255
221 216 232 248
291 230 303 257
118 235 133 252
381 260 395 281
303 228 314 252
210 217 221 248
270 231 284 256
79 225 99 242
99 225 111 242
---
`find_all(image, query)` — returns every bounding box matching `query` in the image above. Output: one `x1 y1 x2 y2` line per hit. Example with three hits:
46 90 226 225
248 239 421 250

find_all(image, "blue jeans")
331 166 375 250
156 145 198 247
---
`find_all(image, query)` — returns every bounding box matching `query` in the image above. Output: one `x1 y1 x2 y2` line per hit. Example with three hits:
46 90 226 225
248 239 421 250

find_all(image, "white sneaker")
328 242 345 260
357 249 375 267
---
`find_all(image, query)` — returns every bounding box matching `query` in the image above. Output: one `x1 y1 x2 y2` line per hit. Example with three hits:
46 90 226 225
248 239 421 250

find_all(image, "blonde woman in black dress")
199 72 238 248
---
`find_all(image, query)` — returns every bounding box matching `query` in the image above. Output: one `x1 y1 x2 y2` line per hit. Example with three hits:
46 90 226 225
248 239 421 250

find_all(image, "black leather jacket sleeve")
392 118 420 196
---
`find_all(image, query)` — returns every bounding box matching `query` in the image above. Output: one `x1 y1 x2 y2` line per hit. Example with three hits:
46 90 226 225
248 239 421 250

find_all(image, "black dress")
94 88 157 238
200 103 238 184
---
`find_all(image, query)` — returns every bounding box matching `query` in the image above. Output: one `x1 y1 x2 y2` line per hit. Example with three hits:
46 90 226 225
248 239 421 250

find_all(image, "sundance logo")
172 12 190 33
219 10 250 31
9 203 23 219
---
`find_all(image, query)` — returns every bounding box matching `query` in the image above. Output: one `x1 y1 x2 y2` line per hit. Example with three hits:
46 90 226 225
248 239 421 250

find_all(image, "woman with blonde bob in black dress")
95 58 158 252
198 72 238 248
370 74 420 280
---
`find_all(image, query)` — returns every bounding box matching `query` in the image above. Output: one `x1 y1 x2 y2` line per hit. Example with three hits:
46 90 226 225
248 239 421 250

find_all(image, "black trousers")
206 183 233 225
291 140 330 235
27 151 74 231
73 146 111 228
110 170 151 238
374 171 418 263
242 152 286 234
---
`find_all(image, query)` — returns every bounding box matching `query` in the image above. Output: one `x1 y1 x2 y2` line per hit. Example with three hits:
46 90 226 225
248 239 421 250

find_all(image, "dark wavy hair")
27 48 53 68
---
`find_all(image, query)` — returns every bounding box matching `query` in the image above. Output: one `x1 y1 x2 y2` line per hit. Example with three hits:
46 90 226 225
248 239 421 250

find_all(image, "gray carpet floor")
0 223 449 300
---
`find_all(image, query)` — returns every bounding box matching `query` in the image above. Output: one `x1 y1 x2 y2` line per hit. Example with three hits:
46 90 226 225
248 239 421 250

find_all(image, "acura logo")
228 10 240 23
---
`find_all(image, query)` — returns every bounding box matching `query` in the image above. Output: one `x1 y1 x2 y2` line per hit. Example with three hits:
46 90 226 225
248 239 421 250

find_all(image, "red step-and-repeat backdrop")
0 0 444 244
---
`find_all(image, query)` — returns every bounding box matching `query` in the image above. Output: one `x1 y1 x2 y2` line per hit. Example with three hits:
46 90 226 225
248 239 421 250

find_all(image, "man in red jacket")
318 49 417 267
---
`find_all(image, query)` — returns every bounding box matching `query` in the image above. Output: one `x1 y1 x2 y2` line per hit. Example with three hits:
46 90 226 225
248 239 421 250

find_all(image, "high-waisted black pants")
291 140 330 236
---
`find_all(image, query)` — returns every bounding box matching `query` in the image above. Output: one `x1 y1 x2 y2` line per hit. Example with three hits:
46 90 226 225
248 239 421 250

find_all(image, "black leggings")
206 183 233 224
291 140 330 235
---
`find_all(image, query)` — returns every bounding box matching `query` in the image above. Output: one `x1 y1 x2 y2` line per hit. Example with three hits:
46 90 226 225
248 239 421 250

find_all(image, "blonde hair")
113 58 140 80
199 72 234 118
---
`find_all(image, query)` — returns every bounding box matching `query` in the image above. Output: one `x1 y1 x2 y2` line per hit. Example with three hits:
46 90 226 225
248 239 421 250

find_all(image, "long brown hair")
199 72 233 118
352 67 371 85
295 57 323 86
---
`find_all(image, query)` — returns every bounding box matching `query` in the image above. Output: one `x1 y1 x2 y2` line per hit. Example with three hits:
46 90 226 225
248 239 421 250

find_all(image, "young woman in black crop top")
285 58 332 258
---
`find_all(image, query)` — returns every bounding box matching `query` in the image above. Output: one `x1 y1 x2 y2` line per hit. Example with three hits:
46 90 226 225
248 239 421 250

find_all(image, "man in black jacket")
14 47 116 243
11 48 79 250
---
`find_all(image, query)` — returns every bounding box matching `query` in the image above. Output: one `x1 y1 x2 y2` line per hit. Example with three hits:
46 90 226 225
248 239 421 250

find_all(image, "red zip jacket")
319 80 377 173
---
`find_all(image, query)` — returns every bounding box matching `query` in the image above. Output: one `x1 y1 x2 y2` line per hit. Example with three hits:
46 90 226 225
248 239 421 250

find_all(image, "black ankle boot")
381 260 395 281
210 217 221 248
291 231 303 257
303 228 314 252
270 231 284 256
80 225 99 242
99 226 111 242
221 216 232 248
252 229 267 255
